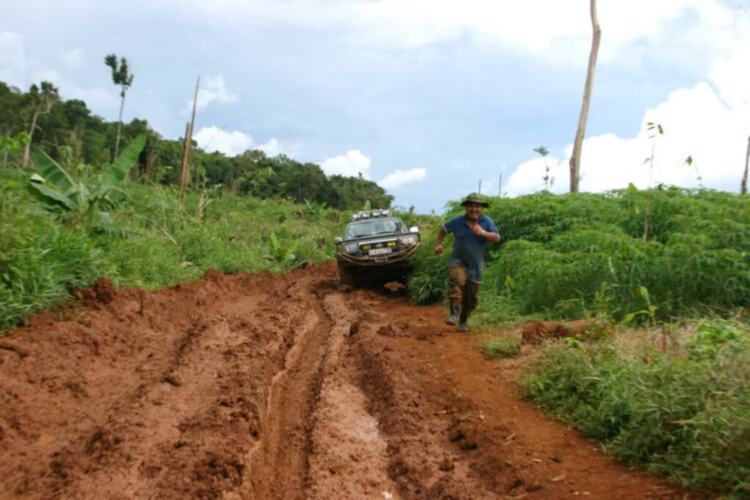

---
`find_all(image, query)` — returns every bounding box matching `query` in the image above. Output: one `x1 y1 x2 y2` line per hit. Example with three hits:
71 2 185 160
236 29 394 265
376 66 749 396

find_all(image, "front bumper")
336 243 420 267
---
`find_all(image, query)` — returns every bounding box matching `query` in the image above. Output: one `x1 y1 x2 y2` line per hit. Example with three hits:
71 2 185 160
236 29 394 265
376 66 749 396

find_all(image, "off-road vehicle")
334 209 420 286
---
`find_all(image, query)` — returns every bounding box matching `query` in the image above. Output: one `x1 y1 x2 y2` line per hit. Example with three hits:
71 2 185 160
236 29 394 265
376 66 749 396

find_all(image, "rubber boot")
446 305 460 325
458 313 469 332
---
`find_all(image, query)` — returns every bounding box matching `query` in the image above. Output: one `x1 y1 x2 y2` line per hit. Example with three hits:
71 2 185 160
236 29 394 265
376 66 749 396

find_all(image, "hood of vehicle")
345 232 405 244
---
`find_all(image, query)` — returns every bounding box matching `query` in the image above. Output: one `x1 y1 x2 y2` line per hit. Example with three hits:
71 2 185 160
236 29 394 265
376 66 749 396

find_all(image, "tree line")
0 80 392 210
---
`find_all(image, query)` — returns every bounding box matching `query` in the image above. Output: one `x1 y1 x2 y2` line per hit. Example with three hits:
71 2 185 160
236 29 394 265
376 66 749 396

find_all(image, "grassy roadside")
407 190 750 496
520 320 750 496
1 169 345 328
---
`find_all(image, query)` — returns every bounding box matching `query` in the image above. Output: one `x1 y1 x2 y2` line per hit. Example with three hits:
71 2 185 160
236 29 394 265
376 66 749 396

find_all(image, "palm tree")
534 145 551 191
104 54 134 159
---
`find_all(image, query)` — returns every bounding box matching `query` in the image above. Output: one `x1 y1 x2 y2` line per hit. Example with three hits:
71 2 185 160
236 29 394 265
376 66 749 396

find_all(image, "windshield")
345 218 406 239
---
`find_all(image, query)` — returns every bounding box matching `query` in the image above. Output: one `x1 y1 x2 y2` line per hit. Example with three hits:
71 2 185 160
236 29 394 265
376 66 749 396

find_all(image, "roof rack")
352 209 392 221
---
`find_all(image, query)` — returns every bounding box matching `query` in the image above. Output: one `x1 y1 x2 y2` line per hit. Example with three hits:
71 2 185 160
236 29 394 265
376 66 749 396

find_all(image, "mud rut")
0 263 687 499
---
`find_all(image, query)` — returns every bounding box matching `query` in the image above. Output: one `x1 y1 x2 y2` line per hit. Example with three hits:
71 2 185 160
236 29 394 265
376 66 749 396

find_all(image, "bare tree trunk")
179 122 192 203
569 0 602 193
179 75 201 205
742 136 750 195
114 85 126 159
22 111 40 167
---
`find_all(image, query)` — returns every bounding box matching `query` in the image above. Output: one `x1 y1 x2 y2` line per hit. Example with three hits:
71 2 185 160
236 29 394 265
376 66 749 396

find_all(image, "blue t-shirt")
443 214 499 282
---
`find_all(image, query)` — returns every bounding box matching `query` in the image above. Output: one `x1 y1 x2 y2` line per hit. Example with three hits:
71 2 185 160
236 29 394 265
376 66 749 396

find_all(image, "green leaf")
28 180 76 211
102 134 146 185
31 148 74 191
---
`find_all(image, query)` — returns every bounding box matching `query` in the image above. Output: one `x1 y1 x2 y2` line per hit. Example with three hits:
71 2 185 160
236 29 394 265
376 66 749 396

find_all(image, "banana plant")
28 134 146 225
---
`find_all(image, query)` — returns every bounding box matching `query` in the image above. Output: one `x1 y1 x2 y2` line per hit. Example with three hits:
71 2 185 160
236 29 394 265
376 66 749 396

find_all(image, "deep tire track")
0 264 690 499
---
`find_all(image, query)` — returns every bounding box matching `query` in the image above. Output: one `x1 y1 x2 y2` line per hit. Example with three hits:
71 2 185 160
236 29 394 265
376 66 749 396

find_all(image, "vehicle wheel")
338 263 355 286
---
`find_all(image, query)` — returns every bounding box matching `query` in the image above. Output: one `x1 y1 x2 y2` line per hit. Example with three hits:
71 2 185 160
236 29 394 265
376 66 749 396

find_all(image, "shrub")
522 321 750 495
1 172 345 326
409 188 750 321
0 203 107 327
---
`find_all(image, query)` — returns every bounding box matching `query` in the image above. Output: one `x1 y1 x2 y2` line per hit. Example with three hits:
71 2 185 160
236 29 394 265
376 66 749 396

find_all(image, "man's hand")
468 222 484 237
469 221 501 243
435 226 447 254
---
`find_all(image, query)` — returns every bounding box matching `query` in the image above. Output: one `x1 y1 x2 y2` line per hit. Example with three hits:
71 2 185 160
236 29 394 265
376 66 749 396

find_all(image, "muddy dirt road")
0 263 686 499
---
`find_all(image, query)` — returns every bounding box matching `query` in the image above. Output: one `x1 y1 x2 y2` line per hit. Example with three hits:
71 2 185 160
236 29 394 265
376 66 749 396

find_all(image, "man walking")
434 193 501 331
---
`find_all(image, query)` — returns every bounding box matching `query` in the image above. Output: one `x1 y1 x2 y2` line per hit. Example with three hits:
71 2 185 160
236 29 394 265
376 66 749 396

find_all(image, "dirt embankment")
0 263 687 499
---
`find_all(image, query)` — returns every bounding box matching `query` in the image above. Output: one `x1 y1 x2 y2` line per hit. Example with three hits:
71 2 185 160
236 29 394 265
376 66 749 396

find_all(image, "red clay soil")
0 263 694 499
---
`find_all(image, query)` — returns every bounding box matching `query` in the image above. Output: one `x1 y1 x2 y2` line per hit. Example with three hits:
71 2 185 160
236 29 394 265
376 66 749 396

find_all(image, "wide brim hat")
460 193 489 207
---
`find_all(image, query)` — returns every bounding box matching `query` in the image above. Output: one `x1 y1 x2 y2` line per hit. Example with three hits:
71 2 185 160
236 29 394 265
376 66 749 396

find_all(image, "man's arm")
468 220 501 243
482 230 501 243
434 226 448 254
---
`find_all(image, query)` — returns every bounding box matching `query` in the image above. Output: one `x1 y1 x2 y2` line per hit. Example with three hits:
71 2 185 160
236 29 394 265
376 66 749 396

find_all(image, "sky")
2 0 749 212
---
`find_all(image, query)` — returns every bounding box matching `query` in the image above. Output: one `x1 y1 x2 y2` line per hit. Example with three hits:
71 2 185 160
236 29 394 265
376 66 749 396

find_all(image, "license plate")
368 248 392 256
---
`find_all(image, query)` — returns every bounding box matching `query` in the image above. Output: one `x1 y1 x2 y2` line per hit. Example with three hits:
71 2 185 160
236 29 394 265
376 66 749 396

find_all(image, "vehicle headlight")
345 242 359 254
398 234 419 246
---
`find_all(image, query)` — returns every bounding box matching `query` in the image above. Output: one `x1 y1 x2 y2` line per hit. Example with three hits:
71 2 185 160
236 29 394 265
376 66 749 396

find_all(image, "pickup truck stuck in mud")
334 210 420 286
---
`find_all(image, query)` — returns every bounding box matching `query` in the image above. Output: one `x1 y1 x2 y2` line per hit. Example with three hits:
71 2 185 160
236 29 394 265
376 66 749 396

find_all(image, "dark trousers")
448 265 480 317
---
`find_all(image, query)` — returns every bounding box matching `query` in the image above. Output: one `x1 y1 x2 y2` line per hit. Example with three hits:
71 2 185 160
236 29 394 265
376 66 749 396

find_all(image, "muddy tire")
337 262 356 286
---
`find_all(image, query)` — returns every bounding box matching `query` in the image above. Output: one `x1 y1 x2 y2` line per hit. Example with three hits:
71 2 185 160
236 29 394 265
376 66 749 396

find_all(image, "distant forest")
0 80 393 209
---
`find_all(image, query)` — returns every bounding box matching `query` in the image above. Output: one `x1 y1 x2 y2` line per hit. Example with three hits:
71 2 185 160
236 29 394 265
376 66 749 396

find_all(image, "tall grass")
522 320 750 495
1 173 345 328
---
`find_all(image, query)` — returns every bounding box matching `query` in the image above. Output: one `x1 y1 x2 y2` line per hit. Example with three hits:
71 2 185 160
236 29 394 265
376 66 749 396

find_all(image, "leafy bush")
0 193 107 327
28 135 146 225
522 321 750 495
1 173 345 326
409 188 750 321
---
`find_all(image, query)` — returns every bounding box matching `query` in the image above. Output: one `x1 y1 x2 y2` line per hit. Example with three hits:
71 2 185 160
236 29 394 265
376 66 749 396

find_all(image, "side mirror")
409 226 419 234
334 237 343 244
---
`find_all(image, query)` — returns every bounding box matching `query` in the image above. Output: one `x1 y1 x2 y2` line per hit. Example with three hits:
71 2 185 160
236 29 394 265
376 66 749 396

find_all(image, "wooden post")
179 122 191 203
179 76 200 205
742 136 750 195
478 179 482 194
569 0 601 193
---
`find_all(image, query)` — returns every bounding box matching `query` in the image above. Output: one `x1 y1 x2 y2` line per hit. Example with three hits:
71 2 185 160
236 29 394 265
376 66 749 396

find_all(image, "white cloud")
709 45 750 108
189 0 734 64
379 167 427 189
506 81 750 196
61 47 85 70
257 137 282 156
0 31 27 85
193 125 285 157
320 149 372 178
186 74 238 112
194 126 253 156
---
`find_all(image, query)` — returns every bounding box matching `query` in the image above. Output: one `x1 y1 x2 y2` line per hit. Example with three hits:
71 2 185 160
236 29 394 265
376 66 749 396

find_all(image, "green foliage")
104 54 134 94
410 189 750 321
480 336 521 358
0 185 109 327
0 79 391 210
266 232 303 270
0 132 29 166
408 223 451 304
28 135 146 224
1 174 344 327
522 321 750 494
